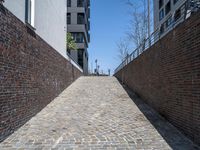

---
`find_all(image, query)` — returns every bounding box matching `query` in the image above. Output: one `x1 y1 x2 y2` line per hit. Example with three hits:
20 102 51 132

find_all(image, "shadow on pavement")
119 82 200 150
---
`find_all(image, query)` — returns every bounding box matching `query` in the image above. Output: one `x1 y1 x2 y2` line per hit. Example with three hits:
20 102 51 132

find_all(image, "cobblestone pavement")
0 77 199 150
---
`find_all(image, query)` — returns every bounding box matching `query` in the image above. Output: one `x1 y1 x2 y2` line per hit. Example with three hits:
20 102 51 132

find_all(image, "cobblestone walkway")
0 77 199 150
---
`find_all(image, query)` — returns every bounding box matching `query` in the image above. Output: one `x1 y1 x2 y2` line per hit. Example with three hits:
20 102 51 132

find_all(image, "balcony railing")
67 51 83 72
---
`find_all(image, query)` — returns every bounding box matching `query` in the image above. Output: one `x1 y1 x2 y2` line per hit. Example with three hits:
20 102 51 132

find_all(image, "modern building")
67 0 90 75
3 0 67 59
154 0 188 34
3 0 84 71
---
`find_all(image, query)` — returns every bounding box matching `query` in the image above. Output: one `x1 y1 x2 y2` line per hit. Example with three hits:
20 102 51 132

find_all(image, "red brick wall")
0 5 82 141
115 12 200 145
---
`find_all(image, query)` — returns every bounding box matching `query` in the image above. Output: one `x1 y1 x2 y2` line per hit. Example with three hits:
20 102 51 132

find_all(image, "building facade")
67 0 90 75
4 0 67 59
154 0 187 34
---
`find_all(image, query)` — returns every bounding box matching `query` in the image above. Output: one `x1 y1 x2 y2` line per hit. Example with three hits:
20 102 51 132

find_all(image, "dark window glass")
165 1 171 15
77 13 85 24
159 0 164 9
71 32 85 43
78 49 84 68
174 8 181 22
160 24 165 34
67 13 71 24
67 49 71 54
77 0 84 7
25 0 31 24
166 16 172 28
67 0 71 7
159 9 164 21
173 0 179 5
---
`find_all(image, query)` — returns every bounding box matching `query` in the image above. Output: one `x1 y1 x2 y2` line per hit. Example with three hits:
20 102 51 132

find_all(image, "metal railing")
114 0 200 74
67 52 83 72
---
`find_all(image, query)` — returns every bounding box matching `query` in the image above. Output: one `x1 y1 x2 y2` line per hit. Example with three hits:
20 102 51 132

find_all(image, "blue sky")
88 0 132 75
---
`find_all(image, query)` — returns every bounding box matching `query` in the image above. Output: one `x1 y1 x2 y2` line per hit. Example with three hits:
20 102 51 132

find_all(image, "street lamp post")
95 59 98 75
108 69 111 76
148 0 150 38
147 0 151 47
97 65 100 76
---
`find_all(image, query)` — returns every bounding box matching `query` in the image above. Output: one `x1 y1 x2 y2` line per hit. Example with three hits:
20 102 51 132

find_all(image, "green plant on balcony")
67 32 77 51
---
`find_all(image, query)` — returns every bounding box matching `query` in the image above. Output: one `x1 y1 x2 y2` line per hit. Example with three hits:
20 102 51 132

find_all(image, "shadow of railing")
119 82 200 150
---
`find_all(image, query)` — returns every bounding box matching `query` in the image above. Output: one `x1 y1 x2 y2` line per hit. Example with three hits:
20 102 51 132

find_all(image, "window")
166 16 172 28
71 32 85 43
173 0 179 5
25 0 35 27
67 49 71 54
77 0 84 7
67 0 71 7
78 49 84 68
160 23 165 34
77 13 85 24
67 13 71 24
159 9 164 21
174 8 181 22
165 1 171 15
159 0 164 9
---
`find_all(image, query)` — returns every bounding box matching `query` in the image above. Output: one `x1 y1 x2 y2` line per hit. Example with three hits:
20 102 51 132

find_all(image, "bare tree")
126 0 152 49
116 38 130 63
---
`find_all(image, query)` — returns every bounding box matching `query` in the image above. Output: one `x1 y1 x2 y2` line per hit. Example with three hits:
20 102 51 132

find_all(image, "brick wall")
115 12 200 145
0 5 82 141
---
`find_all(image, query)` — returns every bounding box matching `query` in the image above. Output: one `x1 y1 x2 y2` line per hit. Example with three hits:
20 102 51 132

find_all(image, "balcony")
68 24 89 44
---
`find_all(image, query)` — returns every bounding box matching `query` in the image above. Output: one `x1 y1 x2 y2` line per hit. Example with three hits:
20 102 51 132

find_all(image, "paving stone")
0 77 199 149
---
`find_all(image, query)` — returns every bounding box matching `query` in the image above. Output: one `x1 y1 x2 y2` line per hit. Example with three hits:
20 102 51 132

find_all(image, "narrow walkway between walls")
0 77 199 150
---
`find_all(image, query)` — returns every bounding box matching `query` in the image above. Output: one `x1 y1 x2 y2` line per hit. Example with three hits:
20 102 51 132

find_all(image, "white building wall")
35 0 67 58
3 0 82 72
4 0 26 23
4 0 67 59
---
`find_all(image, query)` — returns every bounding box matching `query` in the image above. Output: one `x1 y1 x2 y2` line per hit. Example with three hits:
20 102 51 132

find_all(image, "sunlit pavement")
0 77 199 150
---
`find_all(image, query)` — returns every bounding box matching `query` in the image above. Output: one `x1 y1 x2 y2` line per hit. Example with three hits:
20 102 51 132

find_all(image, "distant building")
154 0 187 34
67 0 90 75
4 0 67 59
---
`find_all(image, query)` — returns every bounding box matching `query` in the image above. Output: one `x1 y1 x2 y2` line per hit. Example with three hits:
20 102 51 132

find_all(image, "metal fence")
114 0 200 74
67 52 83 72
